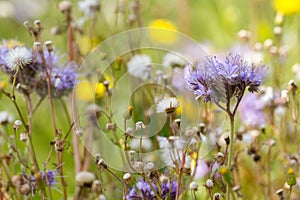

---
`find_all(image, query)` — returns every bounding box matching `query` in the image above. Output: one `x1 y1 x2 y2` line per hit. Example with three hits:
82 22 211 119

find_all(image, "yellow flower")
274 0 300 15
76 80 105 101
148 19 177 44
77 36 100 55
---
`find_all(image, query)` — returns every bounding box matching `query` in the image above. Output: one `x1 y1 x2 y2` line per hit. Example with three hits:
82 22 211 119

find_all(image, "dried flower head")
156 97 180 114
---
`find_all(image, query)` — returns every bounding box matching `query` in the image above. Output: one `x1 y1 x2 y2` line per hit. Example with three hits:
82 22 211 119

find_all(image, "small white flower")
5 47 32 70
78 0 100 17
127 54 152 80
156 97 179 114
162 53 186 68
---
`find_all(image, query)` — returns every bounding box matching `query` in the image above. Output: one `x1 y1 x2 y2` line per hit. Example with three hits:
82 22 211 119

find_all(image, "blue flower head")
187 53 267 104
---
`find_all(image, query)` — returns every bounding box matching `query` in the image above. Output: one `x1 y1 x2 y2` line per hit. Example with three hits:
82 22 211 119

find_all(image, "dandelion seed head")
5 47 32 70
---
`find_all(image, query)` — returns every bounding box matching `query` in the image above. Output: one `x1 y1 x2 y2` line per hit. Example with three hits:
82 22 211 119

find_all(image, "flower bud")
76 171 95 187
263 39 273 50
214 193 221 200
190 181 198 190
205 179 214 188
19 184 31 195
44 41 53 52
20 132 28 142
97 194 106 200
13 120 22 130
58 1 72 13
160 175 169 184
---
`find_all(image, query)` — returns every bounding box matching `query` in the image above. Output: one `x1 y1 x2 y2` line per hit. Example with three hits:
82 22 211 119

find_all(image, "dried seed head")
237 29 251 42
33 42 43 52
34 20 42 29
205 179 214 188
263 39 273 50
144 161 155 171
20 132 28 142
97 194 106 200
44 41 53 52
12 175 22 187
276 188 283 196
160 174 169 184
13 120 22 130
213 193 221 200
189 181 198 190
19 184 31 195
92 180 101 193
75 171 95 187
58 0 72 13
232 185 241 192
106 123 116 131
135 121 146 131
273 26 282 36
123 173 131 181
134 161 144 171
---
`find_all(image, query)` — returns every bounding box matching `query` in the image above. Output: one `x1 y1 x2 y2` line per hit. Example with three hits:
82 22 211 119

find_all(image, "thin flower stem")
39 51 67 200
226 113 235 200
175 151 186 200
144 176 161 200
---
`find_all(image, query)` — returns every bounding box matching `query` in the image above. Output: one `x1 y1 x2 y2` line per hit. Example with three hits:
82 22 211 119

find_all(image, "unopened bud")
19 184 31 195
190 181 198 190
144 161 155 171
58 0 72 13
275 12 284 25
20 132 28 142
237 29 251 42
33 42 43 52
106 123 116 131
13 120 22 130
206 179 214 188
273 26 282 36
214 193 221 200
34 20 42 30
160 175 169 184
263 39 273 50
44 41 53 52
75 171 95 187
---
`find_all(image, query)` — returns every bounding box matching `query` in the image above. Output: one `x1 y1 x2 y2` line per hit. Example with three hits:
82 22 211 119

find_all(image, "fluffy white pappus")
127 54 152 80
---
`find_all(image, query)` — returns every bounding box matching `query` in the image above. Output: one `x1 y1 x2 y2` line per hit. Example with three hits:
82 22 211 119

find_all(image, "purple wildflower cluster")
126 180 179 200
187 53 267 104
0 39 77 98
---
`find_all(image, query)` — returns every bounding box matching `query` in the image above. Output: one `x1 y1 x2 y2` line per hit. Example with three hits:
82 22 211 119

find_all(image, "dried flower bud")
11 175 22 187
232 185 241 192
76 171 95 187
106 123 116 131
174 118 181 128
144 161 155 171
275 12 283 25
33 42 43 53
134 161 144 171
276 188 283 196
58 0 72 13
123 106 134 120
97 194 106 200
269 46 278 56
95 153 101 163
263 39 273 50
92 180 101 193
213 193 221 200
19 184 31 195
23 21 30 28
237 29 251 42
224 135 230 145
34 20 42 30
273 26 282 36
103 80 110 90
98 159 107 168
190 181 198 190
13 120 22 130
125 127 133 136
123 173 131 181
160 175 169 184
44 41 53 52
135 121 146 131
205 179 214 188
281 90 289 102
254 42 262 51
20 132 28 142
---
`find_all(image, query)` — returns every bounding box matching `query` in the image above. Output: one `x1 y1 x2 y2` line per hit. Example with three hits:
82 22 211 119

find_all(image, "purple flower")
39 170 57 186
161 181 179 200
126 180 158 200
239 93 266 127
187 53 267 104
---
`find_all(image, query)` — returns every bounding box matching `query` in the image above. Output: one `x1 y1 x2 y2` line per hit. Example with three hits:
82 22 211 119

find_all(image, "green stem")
226 114 235 200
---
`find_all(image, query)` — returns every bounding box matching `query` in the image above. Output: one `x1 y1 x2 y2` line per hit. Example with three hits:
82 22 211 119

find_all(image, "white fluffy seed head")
75 171 95 186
